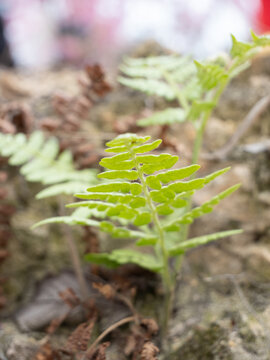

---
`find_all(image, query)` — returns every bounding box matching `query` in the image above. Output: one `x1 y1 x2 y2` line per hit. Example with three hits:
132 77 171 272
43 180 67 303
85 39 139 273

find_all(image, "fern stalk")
59 200 89 301
181 52 248 245
192 80 228 164
175 80 230 279
162 70 189 111
130 146 173 333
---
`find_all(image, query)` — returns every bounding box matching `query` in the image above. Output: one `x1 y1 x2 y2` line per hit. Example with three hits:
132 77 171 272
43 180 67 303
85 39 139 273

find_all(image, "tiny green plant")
119 31 270 164
118 31 270 269
34 133 242 335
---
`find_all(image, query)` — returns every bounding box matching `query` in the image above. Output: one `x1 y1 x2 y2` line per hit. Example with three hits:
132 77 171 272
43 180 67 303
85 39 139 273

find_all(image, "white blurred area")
0 0 261 69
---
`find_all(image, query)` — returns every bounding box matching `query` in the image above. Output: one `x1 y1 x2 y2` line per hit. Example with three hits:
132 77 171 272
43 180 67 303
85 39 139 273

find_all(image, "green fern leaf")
21 137 59 175
204 167 231 184
85 249 163 272
230 34 255 59
32 214 100 229
0 133 26 156
86 182 142 195
251 31 270 46
9 131 44 165
123 54 187 69
36 181 90 199
146 165 200 188
119 64 163 79
164 184 241 231
0 131 97 198
133 139 162 153
138 108 186 127
195 61 228 91
168 229 242 256
118 77 177 100
98 170 138 180
187 101 215 121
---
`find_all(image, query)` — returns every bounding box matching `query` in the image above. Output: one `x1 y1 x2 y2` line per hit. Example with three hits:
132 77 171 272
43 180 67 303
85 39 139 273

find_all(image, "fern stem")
59 201 89 301
193 81 228 164
175 80 229 272
162 70 189 111
130 149 173 335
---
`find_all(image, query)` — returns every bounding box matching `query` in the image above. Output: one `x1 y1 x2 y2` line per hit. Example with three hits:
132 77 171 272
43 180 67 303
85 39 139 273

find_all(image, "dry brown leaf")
40 117 62 131
59 287 81 308
86 342 110 360
0 171 8 182
140 318 159 338
140 341 159 360
92 283 116 300
34 342 61 360
0 102 33 134
64 316 97 354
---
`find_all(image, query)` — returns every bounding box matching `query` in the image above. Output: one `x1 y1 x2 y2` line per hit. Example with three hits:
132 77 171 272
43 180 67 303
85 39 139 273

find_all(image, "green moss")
172 323 233 360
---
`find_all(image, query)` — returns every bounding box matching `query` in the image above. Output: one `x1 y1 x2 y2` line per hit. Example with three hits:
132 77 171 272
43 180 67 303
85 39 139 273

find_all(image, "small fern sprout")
119 31 270 162
35 133 242 336
118 32 270 268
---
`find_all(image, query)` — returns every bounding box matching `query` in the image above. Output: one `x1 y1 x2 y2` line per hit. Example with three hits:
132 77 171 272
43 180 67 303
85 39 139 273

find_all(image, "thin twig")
116 293 139 324
203 95 270 160
84 316 135 358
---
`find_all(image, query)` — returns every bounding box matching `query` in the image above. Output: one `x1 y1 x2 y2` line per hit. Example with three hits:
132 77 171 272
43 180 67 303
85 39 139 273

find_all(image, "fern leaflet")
0 131 96 198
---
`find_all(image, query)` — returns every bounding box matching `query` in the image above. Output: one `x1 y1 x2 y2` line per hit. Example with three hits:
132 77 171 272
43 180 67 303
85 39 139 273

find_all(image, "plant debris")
64 314 97 354
85 341 110 360
140 341 159 360
0 102 33 134
34 342 61 360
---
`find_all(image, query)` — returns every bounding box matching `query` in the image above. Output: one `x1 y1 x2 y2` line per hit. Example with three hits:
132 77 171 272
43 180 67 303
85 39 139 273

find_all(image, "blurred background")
0 0 268 69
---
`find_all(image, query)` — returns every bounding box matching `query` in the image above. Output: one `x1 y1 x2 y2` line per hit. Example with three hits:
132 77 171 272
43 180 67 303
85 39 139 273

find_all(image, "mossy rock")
172 323 233 360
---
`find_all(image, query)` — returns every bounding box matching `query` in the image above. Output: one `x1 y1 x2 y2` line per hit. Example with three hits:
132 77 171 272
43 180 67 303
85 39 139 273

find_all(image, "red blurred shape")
258 0 270 33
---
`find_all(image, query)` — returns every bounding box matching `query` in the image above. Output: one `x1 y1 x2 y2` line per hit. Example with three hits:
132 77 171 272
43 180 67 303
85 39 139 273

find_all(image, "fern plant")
119 31 270 160
119 31 270 258
0 130 97 300
34 133 242 333
0 131 97 199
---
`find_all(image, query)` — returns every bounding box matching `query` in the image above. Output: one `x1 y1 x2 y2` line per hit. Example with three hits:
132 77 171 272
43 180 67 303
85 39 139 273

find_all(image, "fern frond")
229 32 270 77
119 55 199 108
119 33 270 129
0 131 96 198
35 134 242 272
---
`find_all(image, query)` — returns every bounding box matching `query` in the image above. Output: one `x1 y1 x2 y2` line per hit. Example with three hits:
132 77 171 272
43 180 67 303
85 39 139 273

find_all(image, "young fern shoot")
119 31 270 161
35 133 242 333
119 32 270 251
